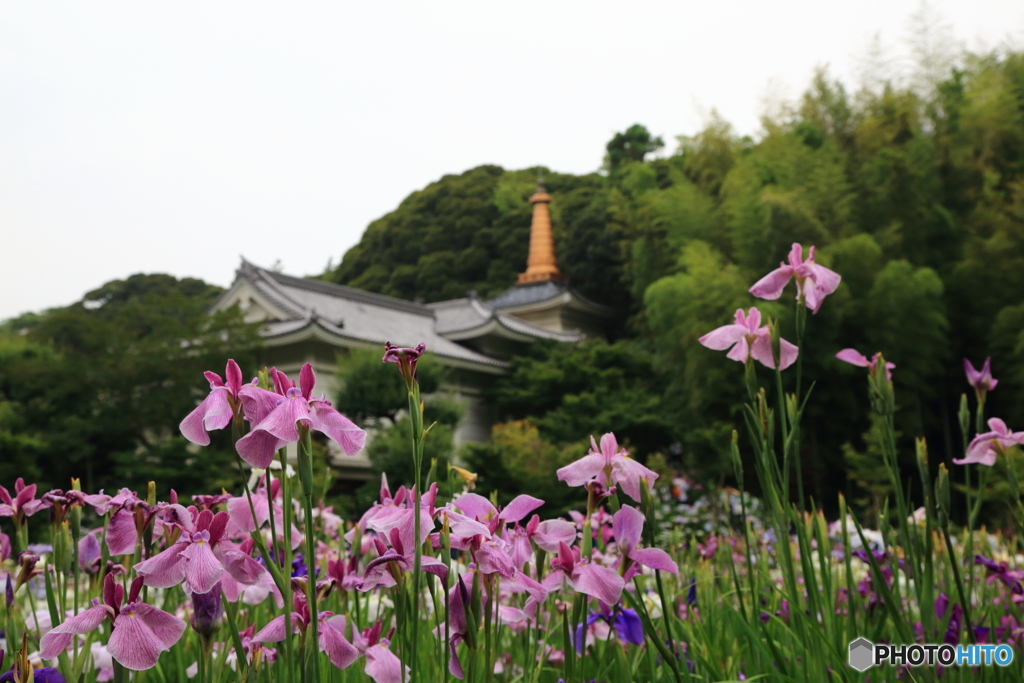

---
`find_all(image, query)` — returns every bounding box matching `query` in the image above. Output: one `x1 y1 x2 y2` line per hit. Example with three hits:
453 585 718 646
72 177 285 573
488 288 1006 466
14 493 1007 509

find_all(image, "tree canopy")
0 274 261 496
324 49 1024 511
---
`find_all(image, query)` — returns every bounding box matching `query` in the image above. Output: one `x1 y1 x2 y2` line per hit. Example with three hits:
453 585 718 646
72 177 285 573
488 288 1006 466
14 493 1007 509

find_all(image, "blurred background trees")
0 274 261 496
4 46 1024 519
324 46 1024 515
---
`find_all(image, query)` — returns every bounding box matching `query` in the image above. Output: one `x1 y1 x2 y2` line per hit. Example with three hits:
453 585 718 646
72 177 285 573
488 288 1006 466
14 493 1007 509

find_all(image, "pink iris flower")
964 358 999 394
556 433 659 503
353 622 407 683
40 575 186 671
134 509 266 595
699 307 799 371
953 418 1024 467
547 541 625 605
252 595 359 671
358 527 449 591
749 242 841 314
180 360 245 445
225 478 301 548
612 505 679 581
505 514 578 569
0 478 50 522
836 349 896 381
235 363 366 470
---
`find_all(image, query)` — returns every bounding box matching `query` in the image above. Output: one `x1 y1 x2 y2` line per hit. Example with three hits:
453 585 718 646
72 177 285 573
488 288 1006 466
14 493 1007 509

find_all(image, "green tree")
0 274 261 496
604 124 665 174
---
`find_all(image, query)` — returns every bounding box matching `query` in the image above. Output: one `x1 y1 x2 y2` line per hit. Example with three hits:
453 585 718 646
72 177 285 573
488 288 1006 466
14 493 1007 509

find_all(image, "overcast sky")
2 1 1022 321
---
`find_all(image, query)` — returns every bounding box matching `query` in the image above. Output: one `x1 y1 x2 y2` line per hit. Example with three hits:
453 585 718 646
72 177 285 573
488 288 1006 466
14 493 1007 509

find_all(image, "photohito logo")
848 638 1014 670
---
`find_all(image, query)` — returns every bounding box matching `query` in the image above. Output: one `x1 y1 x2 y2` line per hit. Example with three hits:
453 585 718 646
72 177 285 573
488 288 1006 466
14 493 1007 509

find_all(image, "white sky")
2 1 1022 321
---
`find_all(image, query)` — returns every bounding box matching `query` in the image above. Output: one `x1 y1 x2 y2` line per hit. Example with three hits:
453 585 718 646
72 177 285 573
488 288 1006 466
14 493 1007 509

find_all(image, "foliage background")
4 46 1024 519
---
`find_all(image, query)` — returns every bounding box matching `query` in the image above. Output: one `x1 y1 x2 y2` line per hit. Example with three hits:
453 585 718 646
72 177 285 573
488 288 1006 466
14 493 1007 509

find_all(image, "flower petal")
135 543 187 589
499 495 545 523
108 608 170 670
320 620 359 670
631 547 680 574
556 454 606 488
365 642 407 683
134 603 187 650
309 402 366 456
235 429 286 470
612 505 644 554
179 389 232 445
749 266 793 300
237 385 283 427
106 507 139 556
40 606 109 660
571 562 624 605
698 323 745 351
453 493 497 522
836 349 870 367
181 539 225 595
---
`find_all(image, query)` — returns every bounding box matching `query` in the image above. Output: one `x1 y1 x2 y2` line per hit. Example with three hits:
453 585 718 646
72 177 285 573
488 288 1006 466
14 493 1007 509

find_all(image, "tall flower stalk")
382 342 429 683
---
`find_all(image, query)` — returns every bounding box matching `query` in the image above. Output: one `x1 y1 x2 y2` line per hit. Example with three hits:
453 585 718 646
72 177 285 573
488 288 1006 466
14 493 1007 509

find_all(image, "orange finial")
517 182 565 284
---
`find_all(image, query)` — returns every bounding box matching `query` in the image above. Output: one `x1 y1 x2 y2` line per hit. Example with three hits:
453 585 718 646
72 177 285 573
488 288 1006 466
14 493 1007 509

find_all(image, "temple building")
209 184 614 479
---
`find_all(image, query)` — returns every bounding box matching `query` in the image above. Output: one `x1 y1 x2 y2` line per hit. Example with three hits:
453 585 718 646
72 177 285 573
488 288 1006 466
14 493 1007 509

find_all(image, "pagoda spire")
517 181 565 284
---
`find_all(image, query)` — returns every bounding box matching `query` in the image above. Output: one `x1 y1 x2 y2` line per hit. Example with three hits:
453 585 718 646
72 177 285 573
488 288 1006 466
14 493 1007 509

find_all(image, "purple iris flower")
699 307 799 370
0 478 50 522
573 604 645 653
974 554 1024 594
954 418 1024 467
556 433 659 503
749 242 841 313
964 357 998 395
836 349 895 381
235 363 365 470
39 575 186 671
179 359 245 445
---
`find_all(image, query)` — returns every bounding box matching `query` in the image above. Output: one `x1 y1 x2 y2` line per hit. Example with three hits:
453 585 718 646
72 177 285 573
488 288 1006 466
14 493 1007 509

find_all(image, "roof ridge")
244 266 308 318
260 268 434 317
493 310 585 341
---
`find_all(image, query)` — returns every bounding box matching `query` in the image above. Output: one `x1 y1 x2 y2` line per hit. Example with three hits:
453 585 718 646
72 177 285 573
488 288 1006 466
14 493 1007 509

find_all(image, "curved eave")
262 320 510 375
441 314 583 343
496 290 616 319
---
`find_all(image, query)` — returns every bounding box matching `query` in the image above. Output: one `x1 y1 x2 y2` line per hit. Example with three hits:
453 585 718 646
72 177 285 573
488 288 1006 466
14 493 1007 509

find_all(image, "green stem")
298 428 322 683
406 381 424 683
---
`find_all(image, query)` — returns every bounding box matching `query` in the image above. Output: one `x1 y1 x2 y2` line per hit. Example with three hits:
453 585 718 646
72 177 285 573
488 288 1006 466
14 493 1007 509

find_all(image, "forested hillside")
0 275 261 495
328 51 1024 509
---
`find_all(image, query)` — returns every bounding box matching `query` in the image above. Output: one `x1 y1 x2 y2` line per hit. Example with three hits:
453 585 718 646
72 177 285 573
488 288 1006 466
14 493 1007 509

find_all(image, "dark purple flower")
573 604 645 653
974 554 1024 594
615 608 644 645
0 665 66 683
382 341 427 384
964 358 998 395
190 584 224 637
944 604 963 646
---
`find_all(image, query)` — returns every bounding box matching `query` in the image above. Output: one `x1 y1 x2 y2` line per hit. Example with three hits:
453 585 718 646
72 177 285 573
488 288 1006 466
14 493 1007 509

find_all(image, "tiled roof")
234 260 573 369
487 280 567 309
429 295 583 342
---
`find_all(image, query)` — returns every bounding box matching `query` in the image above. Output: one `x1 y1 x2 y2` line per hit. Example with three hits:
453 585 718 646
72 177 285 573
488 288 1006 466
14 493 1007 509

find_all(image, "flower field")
3 244 1024 682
